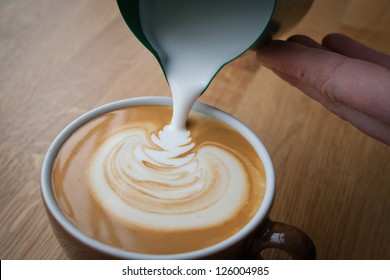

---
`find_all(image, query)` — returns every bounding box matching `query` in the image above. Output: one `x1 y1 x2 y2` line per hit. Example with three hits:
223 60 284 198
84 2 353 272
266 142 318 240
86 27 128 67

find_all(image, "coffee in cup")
52 104 265 255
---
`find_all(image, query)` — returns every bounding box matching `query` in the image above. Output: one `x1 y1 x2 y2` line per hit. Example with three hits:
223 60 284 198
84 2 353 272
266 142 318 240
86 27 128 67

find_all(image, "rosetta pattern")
88 126 249 230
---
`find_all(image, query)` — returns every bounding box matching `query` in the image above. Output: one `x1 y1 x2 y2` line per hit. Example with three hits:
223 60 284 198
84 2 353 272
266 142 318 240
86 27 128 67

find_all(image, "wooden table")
1 0 389 259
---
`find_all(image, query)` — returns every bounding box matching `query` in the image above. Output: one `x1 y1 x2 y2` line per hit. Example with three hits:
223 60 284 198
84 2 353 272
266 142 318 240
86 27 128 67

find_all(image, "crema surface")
52 106 265 254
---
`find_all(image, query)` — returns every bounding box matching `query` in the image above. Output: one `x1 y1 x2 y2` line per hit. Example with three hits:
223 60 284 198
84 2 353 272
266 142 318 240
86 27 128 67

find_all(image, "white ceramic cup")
41 96 315 259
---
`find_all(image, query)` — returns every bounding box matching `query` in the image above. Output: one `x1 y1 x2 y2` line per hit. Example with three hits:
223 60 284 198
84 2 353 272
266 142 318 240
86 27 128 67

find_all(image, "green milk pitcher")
117 0 314 95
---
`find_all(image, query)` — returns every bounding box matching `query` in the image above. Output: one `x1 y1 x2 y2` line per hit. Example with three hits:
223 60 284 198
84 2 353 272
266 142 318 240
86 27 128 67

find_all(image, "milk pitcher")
117 0 314 94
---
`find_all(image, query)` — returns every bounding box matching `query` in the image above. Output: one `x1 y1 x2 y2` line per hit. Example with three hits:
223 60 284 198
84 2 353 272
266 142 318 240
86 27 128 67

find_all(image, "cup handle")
241 219 316 260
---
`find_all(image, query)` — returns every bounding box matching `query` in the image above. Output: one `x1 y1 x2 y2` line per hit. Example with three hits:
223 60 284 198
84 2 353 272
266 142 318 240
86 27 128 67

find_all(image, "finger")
339 105 390 145
267 68 390 145
257 40 390 125
322 33 390 69
287 35 328 50
269 67 332 108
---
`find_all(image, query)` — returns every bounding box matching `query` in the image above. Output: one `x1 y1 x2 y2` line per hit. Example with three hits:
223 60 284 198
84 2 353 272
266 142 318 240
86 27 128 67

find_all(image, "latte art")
52 106 265 254
89 125 248 230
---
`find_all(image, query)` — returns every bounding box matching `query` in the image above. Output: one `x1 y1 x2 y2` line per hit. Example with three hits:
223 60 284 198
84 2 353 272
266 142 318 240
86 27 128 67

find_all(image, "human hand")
257 33 390 145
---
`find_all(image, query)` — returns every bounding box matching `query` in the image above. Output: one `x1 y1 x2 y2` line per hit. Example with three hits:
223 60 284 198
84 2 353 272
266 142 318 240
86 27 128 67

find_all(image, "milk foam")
89 126 248 230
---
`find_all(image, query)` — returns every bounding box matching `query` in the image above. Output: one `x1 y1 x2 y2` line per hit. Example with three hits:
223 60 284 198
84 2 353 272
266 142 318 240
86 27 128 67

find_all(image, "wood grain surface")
0 0 389 259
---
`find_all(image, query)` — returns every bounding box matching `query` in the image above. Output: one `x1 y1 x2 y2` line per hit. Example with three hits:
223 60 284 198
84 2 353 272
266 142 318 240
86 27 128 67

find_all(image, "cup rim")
41 96 275 259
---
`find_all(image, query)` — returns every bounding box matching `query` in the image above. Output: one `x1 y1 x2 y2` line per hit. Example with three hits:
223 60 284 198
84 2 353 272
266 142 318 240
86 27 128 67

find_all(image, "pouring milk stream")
138 0 275 131
118 0 313 133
